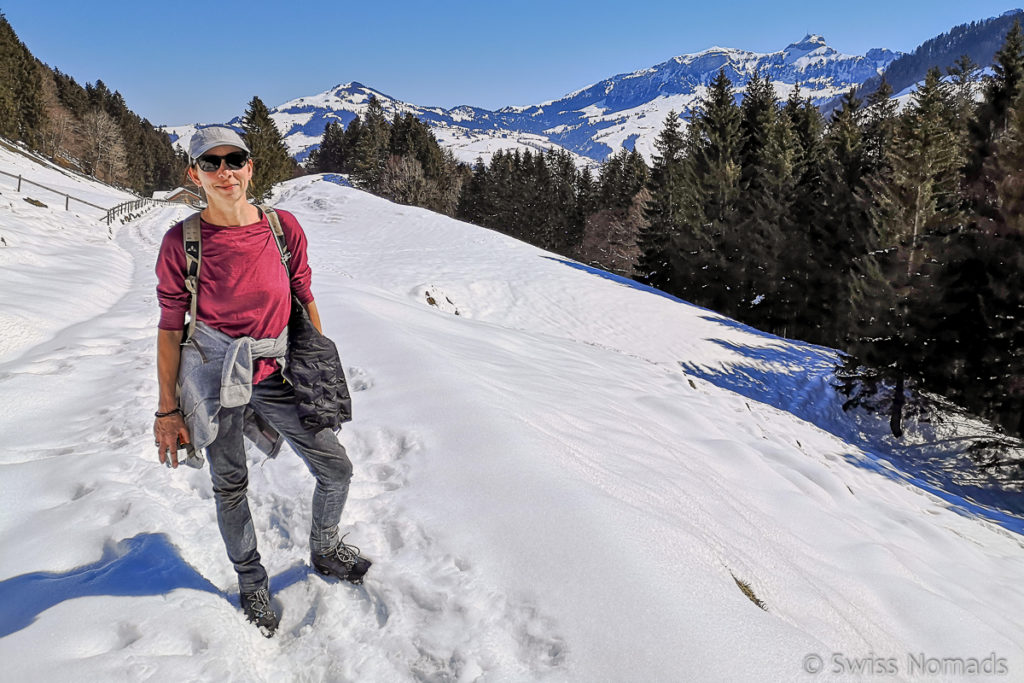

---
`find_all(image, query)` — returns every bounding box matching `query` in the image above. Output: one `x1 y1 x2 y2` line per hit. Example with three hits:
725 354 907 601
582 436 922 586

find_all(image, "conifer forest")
316 24 1024 443
3 10 1024 444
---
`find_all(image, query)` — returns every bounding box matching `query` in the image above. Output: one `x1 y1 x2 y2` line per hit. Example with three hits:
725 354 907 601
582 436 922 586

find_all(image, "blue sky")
1 1 1019 125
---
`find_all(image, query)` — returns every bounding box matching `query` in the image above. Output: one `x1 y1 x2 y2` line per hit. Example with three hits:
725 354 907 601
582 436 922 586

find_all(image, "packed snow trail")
0 200 572 681
1 171 1024 681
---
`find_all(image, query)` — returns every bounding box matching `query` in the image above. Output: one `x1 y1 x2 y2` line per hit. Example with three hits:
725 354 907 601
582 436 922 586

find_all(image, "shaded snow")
1 162 1022 681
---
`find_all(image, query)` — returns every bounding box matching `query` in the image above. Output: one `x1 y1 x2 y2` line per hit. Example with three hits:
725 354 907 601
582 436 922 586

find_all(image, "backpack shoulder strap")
182 212 202 345
260 205 292 268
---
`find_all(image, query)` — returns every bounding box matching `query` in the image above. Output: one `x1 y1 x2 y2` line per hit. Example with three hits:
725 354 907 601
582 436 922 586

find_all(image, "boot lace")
246 587 272 618
326 535 362 566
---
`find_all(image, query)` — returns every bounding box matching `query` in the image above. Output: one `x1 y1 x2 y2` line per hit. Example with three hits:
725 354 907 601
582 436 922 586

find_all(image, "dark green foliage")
622 20 1024 440
311 100 465 216
948 54 982 121
846 69 965 434
965 19 1024 215
777 89 828 338
0 14 184 194
810 89 870 347
668 69 743 316
852 10 1024 108
306 120 345 173
455 147 590 252
0 13 47 147
733 72 795 329
637 110 686 292
351 96 390 191
241 95 296 202
934 86 1024 435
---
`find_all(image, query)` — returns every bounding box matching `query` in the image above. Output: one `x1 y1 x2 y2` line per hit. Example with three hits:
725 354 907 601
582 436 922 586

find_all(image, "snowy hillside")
162 85 599 169
2 160 1023 681
164 36 898 166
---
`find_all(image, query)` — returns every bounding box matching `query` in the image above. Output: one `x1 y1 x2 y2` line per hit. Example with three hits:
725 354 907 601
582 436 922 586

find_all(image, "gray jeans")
206 371 353 593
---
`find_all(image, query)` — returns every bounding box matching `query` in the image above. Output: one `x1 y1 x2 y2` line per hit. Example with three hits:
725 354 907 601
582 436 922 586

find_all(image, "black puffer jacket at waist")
282 295 352 431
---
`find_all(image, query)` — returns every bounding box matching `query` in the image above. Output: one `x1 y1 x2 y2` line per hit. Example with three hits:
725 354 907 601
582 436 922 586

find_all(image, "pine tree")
456 157 490 225
734 72 794 328
241 95 294 202
351 96 390 191
779 89 828 341
0 15 19 138
542 148 581 252
637 110 686 292
819 89 870 347
682 68 743 317
848 68 965 435
944 85 1024 435
948 54 982 121
308 120 346 173
861 79 899 178
966 19 1024 216
0 14 47 146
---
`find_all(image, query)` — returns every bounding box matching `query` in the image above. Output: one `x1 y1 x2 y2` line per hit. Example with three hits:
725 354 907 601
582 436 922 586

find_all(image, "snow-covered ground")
0 142 134 216
1 158 1023 682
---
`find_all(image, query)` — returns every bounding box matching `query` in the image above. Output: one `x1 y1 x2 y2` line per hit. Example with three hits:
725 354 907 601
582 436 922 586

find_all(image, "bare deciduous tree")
80 108 127 184
380 154 428 207
574 187 649 276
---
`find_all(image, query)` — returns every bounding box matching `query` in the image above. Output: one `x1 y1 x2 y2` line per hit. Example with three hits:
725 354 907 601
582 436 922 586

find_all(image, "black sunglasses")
195 151 250 172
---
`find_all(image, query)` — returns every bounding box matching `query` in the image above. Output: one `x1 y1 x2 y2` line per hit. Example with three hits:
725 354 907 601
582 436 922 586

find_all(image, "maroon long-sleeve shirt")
156 208 314 385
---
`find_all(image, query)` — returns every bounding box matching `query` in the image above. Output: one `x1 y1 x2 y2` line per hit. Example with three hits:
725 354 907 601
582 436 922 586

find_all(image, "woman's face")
189 144 253 203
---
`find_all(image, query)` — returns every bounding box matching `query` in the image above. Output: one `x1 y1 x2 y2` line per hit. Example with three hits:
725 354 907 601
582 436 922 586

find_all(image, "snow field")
0 170 1023 681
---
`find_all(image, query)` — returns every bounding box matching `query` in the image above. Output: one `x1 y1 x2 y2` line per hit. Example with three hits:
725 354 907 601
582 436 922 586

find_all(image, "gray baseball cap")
188 126 251 160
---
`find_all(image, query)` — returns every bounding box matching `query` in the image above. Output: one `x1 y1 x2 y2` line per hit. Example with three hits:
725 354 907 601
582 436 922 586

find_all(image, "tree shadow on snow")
544 256 1024 536
682 335 1024 536
0 533 311 638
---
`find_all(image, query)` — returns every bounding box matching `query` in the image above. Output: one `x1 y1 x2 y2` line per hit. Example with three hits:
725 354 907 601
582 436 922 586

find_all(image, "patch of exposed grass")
731 572 767 611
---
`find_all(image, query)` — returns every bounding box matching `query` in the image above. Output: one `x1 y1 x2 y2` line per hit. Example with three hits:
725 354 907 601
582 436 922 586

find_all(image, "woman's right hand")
154 413 191 468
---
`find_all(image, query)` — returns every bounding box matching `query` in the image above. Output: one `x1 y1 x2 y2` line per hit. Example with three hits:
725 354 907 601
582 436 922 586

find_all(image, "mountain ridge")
163 34 899 167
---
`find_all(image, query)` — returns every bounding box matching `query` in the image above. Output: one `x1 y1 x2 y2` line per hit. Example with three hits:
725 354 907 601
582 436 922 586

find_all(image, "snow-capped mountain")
165 35 899 166
3 142 1024 681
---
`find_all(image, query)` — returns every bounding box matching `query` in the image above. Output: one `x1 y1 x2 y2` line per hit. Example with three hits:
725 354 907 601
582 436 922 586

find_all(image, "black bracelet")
155 408 183 418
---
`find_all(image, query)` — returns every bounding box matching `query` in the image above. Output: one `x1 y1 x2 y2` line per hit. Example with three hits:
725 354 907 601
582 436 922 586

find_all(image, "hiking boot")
311 538 372 584
241 586 279 637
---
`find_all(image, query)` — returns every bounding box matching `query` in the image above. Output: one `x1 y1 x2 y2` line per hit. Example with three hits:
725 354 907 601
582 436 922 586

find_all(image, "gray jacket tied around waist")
178 321 288 456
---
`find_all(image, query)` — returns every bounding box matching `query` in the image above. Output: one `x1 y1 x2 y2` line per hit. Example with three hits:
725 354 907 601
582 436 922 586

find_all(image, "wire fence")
0 168 108 213
0 167 178 230
104 198 169 226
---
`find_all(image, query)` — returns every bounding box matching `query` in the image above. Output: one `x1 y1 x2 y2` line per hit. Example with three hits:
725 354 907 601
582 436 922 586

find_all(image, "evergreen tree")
779 88 828 340
948 54 982 121
734 72 793 328
939 84 1024 435
682 68 743 317
0 14 47 146
848 68 965 435
0 15 20 138
351 96 390 191
861 79 899 178
637 110 686 292
541 148 581 252
819 89 870 346
241 95 295 202
308 120 346 173
456 157 490 225
966 19 1024 215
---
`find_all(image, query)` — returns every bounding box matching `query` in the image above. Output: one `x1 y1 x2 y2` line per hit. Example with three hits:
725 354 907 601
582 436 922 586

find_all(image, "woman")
153 126 369 638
